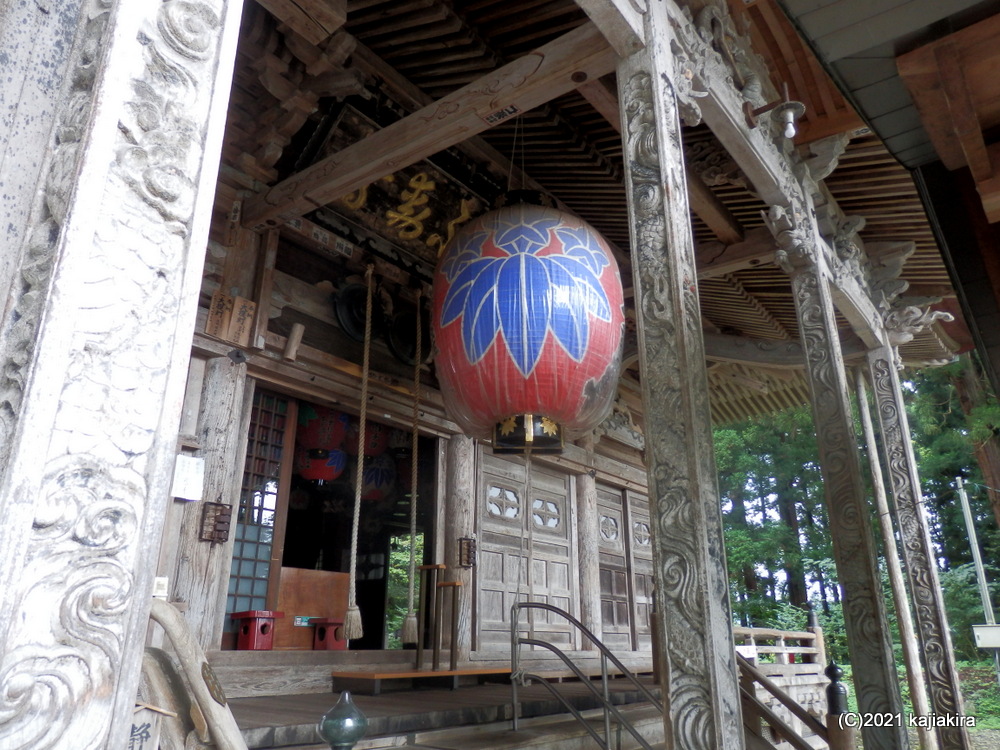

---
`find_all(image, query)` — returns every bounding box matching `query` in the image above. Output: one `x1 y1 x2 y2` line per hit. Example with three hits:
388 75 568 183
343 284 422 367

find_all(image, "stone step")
276 704 665 750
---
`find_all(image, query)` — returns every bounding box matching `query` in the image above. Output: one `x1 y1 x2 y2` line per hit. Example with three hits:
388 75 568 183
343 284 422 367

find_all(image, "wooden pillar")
855 367 939 750
617 4 742 745
575 435 602 648
768 206 908 749
171 357 252 650
443 434 476 662
0 0 244 745
867 346 971 750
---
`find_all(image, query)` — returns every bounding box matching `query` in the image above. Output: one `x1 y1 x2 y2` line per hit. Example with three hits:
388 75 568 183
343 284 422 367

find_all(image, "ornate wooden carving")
0 0 242 745
768 205 908 749
867 347 971 750
0 1 110 483
618 4 742 745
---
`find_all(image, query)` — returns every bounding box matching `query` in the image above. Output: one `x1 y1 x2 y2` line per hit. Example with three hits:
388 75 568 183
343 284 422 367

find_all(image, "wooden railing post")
807 610 826 667
825 662 855 750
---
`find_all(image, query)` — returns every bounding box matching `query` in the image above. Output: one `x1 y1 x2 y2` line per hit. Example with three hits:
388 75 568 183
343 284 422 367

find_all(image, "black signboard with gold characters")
317 105 488 268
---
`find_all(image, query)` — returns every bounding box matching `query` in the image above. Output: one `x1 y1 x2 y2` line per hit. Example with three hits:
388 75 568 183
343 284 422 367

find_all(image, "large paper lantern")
432 203 624 453
297 406 349 451
294 445 348 482
345 420 390 456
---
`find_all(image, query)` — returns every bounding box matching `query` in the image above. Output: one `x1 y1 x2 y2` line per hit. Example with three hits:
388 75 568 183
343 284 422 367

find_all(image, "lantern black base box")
492 414 563 455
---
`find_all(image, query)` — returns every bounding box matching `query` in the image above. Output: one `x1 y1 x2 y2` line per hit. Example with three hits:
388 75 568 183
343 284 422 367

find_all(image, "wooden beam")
977 142 1000 223
696 227 774 279
577 78 744 244
243 23 618 230
687 175 744 245
252 229 280 350
935 40 991 182
573 0 643 57
663 1 800 209
254 0 346 46
703 331 866 368
826 248 886 349
349 40 599 230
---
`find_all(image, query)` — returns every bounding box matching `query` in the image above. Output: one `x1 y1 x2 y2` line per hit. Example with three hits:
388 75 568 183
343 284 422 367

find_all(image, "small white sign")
973 624 1000 649
735 644 758 661
171 454 205 502
152 577 169 599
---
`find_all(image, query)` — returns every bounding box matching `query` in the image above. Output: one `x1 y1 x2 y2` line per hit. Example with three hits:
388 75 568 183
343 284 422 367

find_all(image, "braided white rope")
344 265 374 641
401 291 422 644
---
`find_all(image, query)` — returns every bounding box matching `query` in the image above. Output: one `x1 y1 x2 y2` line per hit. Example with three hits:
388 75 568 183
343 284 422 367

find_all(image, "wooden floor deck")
228 675 661 749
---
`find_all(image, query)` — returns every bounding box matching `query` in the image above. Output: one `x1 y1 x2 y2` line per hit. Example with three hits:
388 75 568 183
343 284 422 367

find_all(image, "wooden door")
627 491 655 650
597 484 632 649
476 453 578 651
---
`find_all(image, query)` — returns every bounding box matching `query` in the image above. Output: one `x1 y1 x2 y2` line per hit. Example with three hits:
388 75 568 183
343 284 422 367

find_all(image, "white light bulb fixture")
743 83 806 140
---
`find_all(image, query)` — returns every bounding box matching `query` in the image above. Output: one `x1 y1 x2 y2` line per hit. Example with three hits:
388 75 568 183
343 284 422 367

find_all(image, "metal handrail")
510 601 660 750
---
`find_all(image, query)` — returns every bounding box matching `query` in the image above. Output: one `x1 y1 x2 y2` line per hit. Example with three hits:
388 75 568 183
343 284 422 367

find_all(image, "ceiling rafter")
243 21 618 229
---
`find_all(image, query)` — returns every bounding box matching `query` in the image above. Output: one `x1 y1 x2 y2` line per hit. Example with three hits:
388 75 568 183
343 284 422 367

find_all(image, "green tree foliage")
716 360 1000 674
905 362 1000 566
716 406 832 626
939 563 1000 661
385 533 423 650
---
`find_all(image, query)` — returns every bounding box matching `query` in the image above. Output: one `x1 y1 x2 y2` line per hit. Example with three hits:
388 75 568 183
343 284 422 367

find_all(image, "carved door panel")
627 491 654 650
476 453 578 651
597 484 632 650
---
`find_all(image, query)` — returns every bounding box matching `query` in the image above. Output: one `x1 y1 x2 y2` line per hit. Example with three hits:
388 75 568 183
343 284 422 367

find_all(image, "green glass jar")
318 691 368 750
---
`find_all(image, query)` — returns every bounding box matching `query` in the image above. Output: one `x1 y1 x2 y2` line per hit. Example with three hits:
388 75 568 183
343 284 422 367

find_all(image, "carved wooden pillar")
575 435 602 647
618 4 742 746
855 367 939 750
867 346 971 750
768 206 908 749
443 434 476 661
0 0 244 746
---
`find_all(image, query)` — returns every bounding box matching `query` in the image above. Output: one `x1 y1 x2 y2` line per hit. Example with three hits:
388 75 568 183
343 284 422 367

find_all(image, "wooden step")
330 667 511 695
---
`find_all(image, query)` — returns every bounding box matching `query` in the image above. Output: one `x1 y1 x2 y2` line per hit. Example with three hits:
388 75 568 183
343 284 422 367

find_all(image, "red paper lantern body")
297 406 349 450
432 205 624 443
345 420 390 456
294 446 348 482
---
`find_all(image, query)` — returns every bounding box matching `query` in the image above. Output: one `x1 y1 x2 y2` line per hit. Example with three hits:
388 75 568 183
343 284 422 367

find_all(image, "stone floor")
228 676 661 749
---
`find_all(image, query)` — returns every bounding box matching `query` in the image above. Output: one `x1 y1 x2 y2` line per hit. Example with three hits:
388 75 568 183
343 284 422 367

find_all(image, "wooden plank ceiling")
226 0 964 425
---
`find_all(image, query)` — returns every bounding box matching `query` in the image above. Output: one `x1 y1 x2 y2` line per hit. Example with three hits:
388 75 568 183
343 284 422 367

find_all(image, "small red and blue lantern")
294 445 348 482
360 453 396 501
432 201 624 453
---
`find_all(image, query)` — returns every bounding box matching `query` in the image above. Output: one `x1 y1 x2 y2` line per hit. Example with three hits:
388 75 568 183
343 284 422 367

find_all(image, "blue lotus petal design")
440 211 612 377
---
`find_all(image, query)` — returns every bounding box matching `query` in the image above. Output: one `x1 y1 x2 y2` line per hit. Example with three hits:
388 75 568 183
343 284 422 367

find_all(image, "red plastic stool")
231 610 284 650
311 617 346 650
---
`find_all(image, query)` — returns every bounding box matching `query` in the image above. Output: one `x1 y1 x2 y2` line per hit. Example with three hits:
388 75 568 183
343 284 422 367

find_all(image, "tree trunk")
776 480 808 609
953 353 1000 529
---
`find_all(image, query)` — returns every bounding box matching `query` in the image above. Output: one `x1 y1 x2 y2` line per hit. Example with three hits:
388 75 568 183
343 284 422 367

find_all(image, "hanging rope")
401 291 422 644
515 454 534 635
344 265 374 641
